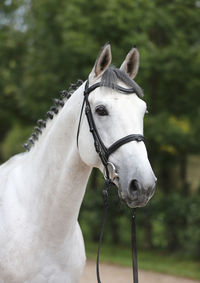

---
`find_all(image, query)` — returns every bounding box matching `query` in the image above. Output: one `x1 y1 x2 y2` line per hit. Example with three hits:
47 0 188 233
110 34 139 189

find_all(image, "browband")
84 81 139 96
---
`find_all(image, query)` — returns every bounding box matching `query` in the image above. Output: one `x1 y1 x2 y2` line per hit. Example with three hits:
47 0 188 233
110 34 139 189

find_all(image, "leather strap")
84 95 109 166
132 209 138 283
107 134 145 157
76 96 86 147
96 179 112 283
96 183 139 283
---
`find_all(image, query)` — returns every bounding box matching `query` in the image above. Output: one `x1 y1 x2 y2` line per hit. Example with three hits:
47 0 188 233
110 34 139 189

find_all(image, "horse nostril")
129 179 139 194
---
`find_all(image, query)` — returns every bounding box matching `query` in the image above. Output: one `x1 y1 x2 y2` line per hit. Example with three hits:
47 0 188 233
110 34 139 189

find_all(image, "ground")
81 260 200 283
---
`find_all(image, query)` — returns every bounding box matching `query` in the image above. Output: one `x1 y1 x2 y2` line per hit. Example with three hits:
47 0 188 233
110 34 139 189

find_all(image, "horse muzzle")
118 178 157 208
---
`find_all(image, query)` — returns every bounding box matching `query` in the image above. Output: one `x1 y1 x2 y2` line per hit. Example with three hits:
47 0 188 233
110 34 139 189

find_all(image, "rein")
77 80 145 283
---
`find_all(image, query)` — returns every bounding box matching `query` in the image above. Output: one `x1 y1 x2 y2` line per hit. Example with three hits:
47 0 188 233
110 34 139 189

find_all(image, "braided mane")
23 79 83 151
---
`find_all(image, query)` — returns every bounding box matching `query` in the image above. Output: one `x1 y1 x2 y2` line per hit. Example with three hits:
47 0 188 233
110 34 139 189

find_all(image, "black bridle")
77 80 145 283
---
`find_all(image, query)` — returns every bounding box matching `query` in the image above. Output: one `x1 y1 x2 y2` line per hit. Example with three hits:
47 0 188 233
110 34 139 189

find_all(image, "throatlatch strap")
76 97 86 147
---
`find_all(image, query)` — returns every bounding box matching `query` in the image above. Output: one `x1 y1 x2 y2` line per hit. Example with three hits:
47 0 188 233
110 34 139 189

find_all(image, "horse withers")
0 43 156 282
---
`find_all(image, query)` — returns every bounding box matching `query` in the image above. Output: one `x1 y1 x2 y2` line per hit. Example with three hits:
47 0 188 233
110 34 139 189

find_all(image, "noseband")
77 79 145 283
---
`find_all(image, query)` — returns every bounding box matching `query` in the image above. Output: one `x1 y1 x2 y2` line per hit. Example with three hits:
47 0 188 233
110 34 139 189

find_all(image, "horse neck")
21 83 91 242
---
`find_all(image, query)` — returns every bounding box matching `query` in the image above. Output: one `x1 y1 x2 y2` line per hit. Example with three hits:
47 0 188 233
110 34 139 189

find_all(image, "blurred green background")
0 0 200 279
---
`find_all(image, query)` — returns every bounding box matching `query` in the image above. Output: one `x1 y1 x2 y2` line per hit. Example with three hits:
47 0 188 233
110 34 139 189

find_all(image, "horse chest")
0 222 85 282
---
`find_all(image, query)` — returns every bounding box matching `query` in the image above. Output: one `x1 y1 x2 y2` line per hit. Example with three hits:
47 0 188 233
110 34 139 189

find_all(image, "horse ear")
89 43 112 82
120 47 139 79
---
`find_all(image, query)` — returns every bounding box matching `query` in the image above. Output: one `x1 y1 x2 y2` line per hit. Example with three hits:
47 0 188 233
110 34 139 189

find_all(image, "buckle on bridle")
103 162 119 182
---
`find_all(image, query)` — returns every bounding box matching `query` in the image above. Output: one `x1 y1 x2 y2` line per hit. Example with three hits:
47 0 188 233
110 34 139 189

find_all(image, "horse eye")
95 105 109 116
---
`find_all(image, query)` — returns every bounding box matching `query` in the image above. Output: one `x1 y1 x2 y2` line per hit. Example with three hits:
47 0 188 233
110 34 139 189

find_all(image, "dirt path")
81 260 200 283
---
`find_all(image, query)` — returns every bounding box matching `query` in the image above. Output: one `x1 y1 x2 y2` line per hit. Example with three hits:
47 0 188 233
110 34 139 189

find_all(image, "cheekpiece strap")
84 81 109 167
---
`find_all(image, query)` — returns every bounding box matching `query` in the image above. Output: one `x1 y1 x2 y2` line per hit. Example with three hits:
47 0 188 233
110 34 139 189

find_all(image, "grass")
85 242 200 280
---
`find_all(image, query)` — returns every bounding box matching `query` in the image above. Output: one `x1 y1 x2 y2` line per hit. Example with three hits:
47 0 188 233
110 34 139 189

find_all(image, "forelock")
100 67 144 97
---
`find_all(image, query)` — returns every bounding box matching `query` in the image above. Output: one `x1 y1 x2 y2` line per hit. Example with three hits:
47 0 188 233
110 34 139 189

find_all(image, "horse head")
78 43 157 208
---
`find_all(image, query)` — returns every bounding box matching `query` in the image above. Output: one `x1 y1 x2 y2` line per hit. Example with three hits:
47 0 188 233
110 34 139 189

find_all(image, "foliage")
1 123 32 160
183 192 200 259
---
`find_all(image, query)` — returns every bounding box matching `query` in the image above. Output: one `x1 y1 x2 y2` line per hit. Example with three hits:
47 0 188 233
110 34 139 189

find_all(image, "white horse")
0 44 156 282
